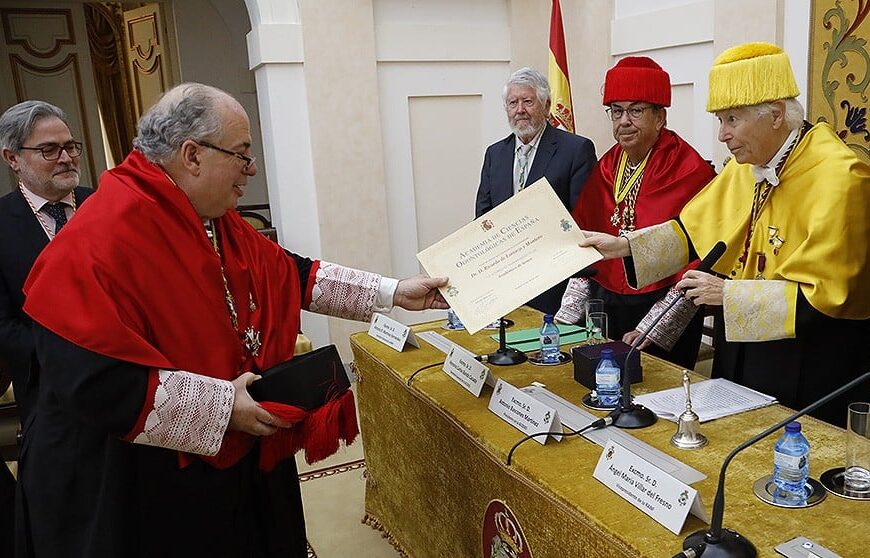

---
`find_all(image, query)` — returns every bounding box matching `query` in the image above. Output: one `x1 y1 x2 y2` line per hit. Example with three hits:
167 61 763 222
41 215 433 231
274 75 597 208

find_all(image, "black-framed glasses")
605 105 655 121
196 140 256 171
19 141 83 160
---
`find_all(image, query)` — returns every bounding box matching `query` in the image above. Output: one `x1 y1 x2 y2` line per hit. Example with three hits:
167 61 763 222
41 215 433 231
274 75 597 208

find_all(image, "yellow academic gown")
626 123 870 425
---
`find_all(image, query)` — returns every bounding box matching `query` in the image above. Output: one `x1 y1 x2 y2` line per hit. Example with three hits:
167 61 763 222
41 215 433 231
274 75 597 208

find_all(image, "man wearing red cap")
556 57 714 368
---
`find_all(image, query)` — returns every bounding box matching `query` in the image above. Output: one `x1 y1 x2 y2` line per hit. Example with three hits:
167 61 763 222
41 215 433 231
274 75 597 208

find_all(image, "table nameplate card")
593 440 708 535
443 345 492 397
368 313 419 352
488 379 562 445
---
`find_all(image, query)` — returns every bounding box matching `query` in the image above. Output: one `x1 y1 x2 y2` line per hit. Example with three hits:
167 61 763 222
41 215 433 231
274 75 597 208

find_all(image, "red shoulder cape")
574 129 714 294
23 150 347 469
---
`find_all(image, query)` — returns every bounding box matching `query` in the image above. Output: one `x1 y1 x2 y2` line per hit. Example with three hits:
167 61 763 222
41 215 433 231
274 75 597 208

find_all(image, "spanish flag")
548 0 574 133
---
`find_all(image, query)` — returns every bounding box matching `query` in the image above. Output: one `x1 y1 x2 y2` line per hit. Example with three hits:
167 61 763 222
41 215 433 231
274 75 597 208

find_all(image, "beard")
510 119 543 142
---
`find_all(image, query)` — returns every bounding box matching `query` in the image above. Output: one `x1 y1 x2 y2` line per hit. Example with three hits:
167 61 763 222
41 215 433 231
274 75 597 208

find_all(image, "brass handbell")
671 370 708 449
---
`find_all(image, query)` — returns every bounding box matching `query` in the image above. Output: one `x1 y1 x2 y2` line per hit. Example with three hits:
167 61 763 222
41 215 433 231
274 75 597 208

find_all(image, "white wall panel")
611 0 713 55
409 94 481 253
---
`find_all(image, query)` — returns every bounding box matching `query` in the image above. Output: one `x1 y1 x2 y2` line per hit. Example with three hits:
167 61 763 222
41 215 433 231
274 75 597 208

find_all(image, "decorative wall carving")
123 6 170 120
1 8 74 59
809 0 870 162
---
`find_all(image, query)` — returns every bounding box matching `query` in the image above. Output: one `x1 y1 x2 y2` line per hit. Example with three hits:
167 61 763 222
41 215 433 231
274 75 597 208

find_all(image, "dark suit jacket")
0 186 93 426
475 124 596 313
475 123 596 217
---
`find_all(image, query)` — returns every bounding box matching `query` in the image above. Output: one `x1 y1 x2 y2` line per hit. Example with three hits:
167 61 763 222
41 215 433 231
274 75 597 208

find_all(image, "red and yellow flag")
548 0 574 133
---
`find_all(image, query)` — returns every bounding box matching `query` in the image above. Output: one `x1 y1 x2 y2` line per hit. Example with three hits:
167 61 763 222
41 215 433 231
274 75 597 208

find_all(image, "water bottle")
446 308 464 329
595 348 621 407
773 421 810 499
539 314 561 363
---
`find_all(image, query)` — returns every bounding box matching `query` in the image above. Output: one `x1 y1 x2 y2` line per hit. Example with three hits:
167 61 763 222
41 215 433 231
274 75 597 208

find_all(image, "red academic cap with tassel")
248 344 359 471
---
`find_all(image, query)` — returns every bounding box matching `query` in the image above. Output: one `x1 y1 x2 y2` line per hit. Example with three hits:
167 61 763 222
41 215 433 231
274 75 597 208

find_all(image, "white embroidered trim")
636 287 700 351
309 261 381 322
132 370 234 456
723 280 795 342
625 222 688 289
554 277 591 324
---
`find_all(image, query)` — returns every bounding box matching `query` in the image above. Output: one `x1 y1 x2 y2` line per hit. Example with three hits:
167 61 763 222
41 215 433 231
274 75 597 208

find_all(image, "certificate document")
417 178 602 334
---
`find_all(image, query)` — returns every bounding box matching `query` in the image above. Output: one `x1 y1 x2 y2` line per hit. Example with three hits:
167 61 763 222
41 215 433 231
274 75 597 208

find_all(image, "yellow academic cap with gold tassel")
706 42 799 112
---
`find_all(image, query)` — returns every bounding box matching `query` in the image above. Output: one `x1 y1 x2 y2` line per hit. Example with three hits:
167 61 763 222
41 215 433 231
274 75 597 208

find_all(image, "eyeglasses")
196 140 256 171
605 105 655 121
19 141 83 160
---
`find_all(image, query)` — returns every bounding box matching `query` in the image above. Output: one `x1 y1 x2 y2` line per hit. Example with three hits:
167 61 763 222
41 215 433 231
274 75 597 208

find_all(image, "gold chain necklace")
208 219 261 356
18 181 77 241
610 153 647 234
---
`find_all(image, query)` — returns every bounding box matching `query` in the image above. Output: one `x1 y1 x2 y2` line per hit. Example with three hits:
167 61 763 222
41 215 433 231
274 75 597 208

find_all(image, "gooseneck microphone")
611 241 727 429
682 371 870 557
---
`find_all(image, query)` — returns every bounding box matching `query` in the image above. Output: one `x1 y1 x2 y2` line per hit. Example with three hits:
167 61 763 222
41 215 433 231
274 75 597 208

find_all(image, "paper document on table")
417 178 601 334
633 378 777 423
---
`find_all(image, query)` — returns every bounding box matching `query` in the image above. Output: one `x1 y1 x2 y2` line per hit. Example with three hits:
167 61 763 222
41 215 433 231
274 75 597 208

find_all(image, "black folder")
247 344 350 410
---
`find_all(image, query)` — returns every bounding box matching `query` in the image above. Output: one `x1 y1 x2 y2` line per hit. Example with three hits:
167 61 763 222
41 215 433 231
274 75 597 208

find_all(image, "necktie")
516 144 533 191
42 202 68 234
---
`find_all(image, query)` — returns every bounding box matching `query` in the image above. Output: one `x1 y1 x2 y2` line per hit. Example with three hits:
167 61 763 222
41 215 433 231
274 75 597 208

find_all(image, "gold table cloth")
351 307 866 557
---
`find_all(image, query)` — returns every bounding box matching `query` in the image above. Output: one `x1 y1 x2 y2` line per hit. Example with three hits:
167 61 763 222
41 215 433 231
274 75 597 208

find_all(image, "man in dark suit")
0 100 93 549
476 67 596 313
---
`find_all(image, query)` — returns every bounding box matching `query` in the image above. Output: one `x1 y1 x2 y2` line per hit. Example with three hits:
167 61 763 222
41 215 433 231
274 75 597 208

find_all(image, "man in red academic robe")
18 83 447 558
555 57 714 368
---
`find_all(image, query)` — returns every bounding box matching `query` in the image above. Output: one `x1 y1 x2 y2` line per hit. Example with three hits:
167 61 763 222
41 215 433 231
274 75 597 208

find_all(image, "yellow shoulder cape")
680 123 870 319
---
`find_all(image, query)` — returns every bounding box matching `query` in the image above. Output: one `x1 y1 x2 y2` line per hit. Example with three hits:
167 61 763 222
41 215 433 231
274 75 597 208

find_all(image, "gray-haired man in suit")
0 100 94 551
476 67 596 313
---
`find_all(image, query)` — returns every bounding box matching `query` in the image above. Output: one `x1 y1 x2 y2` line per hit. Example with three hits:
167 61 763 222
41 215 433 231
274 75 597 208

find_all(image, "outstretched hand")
580 231 630 260
393 275 449 310
228 372 292 437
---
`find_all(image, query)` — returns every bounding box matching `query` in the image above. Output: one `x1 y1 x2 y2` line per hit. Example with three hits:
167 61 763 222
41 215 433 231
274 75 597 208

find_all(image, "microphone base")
485 348 528 366
684 528 756 557
610 404 657 429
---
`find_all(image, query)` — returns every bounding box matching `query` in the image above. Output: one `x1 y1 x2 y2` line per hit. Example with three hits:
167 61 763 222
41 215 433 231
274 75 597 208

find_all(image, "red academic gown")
18 151 333 558
574 129 714 366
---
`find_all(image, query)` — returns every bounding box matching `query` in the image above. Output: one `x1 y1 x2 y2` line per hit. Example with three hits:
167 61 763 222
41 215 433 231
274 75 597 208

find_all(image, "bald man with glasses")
0 99 93 554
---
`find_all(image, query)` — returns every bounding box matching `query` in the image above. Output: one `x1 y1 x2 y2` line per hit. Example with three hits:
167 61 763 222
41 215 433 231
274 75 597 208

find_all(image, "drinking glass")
845 401 870 493
587 312 608 345
585 299 604 331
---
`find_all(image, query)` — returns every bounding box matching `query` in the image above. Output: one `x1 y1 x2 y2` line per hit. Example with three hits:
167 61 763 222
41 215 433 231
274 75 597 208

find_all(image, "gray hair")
502 67 551 107
133 83 231 164
751 98 805 131
0 100 69 153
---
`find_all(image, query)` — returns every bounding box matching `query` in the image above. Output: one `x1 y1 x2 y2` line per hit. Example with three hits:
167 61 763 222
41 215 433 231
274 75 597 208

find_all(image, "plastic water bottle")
595 348 621 407
446 308 464 329
539 314 561 363
773 421 810 499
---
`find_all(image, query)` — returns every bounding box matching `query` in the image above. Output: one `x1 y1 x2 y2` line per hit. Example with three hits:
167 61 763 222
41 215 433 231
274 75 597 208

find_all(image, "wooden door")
0 3 106 193
121 3 176 123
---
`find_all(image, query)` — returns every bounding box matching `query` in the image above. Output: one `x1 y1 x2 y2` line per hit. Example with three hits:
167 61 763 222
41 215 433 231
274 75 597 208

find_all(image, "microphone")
695 241 728 274
611 241 727 429
682 371 870 557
